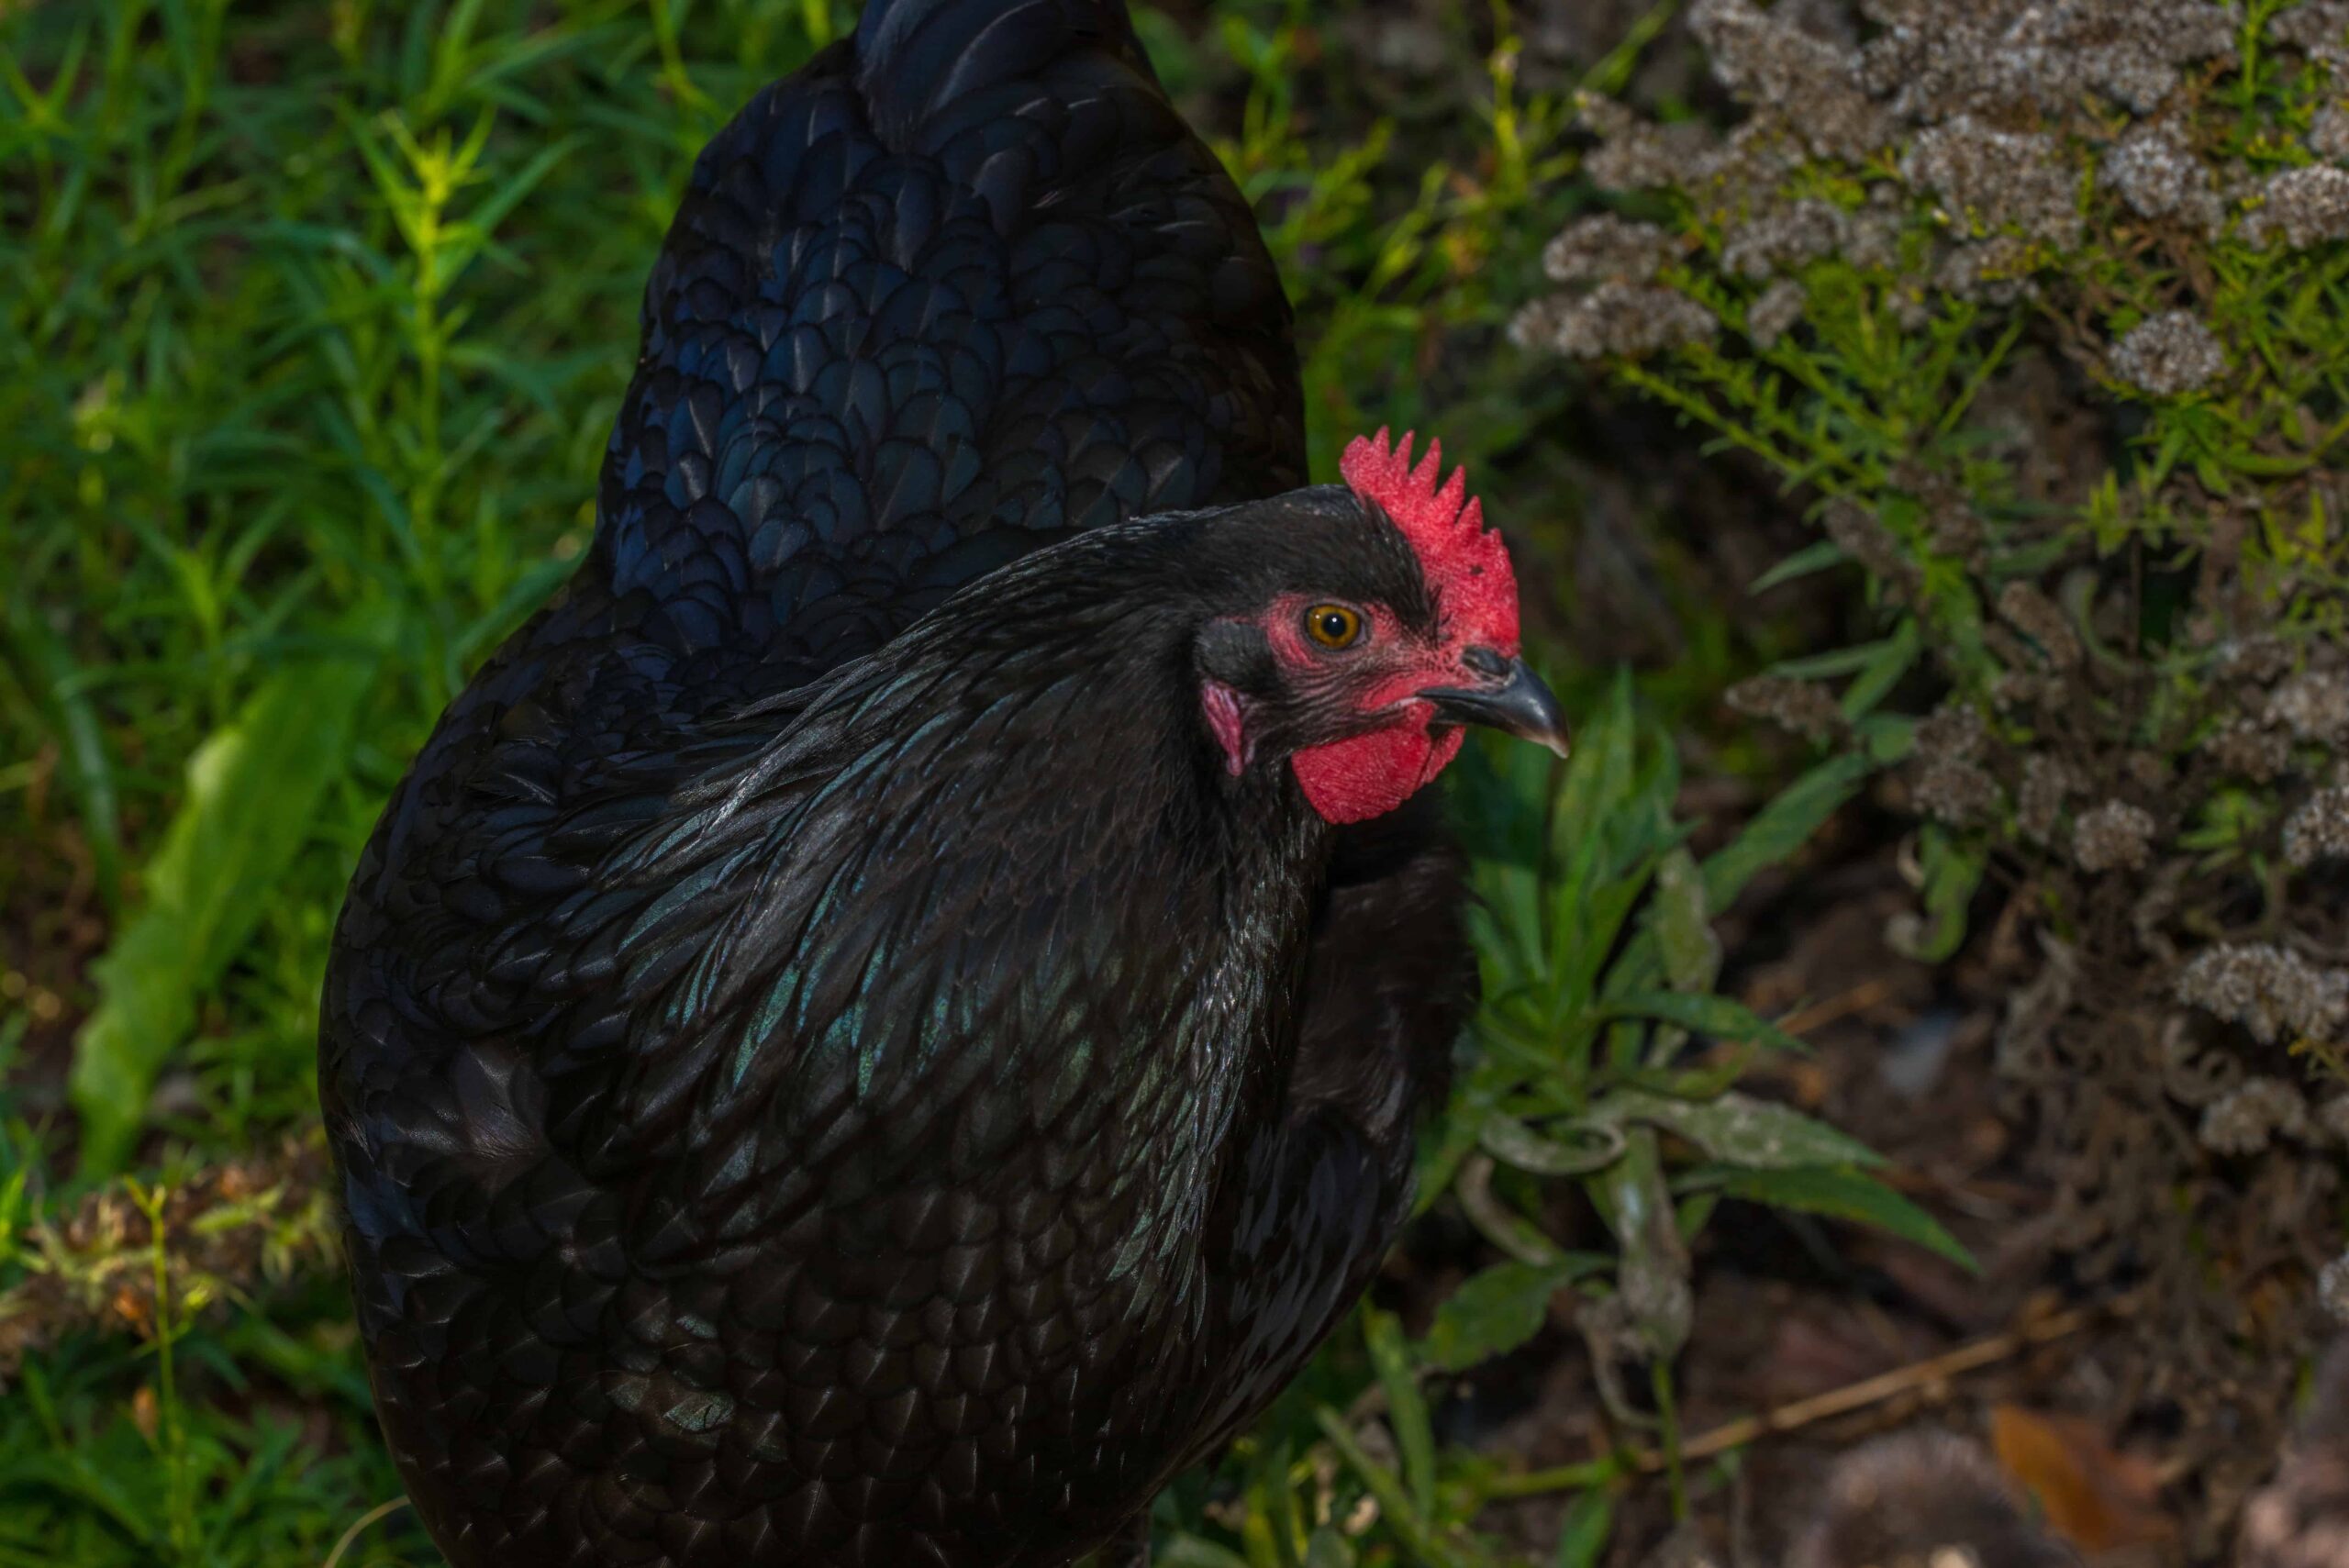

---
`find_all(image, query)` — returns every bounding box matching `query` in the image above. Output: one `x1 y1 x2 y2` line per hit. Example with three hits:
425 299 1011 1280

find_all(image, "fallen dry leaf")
1990 1404 2176 1552
130 1385 159 1442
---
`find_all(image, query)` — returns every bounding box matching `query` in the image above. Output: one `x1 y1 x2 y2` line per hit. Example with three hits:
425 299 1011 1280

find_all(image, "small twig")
1646 1296 2121 1471
1483 1294 2131 1497
1771 978 1894 1040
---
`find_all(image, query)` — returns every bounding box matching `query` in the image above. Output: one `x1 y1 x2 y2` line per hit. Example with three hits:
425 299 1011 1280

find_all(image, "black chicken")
319 3 1565 1564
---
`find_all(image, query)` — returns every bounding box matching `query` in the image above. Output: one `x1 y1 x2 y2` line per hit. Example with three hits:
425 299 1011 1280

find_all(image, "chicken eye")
1304 604 1364 650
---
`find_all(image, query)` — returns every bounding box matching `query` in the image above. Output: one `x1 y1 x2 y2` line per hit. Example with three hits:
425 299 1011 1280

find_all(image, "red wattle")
1290 719 1464 826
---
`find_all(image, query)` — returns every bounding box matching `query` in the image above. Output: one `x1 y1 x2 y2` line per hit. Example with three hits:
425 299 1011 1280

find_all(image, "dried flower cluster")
2273 0 2349 58
2073 799 2156 872
2246 164 2349 250
1520 0 2346 362
1858 0 2236 117
1579 97 1716 194
1509 281 1716 361
1907 699 2002 824
2110 311 2228 395
2017 753 2076 841
1542 212 1676 285
1728 673 1843 741
2200 1076 2314 1156
2272 670 2349 746
2212 716 2295 782
1904 117 2083 250
1721 199 1846 279
2286 784 2349 866
2102 126 2224 233
1914 757 2000 825
2176 943 2349 1046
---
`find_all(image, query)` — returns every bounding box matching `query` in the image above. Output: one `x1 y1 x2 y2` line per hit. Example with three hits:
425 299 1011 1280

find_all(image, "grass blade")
1695 1164 1976 1270
70 608 389 1173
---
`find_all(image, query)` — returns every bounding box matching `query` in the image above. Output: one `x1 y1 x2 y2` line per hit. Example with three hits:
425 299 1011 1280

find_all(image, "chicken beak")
1419 653 1571 759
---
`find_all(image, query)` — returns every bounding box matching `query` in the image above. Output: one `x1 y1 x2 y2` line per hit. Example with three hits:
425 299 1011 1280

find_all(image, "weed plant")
1516 0 2349 1547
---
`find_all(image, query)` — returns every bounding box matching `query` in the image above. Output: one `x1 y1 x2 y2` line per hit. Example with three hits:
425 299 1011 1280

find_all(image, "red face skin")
1197 594 1522 825
1199 429 1524 827
1270 596 1487 826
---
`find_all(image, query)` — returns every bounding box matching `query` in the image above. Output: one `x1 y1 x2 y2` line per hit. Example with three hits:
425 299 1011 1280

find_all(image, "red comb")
1339 428 1520 653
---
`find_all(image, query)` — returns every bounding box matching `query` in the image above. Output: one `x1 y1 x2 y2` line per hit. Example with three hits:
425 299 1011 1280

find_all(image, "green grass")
0 4 1907 1564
